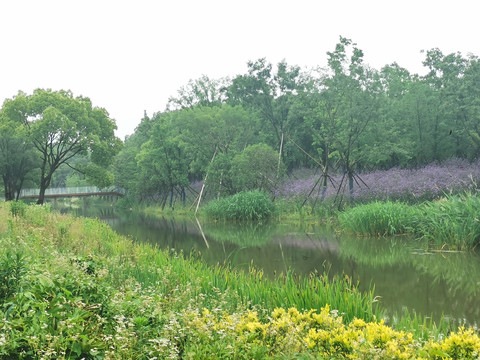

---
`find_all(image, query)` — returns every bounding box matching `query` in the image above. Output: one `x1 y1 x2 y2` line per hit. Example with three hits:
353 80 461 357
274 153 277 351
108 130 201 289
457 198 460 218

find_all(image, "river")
62 204 480 327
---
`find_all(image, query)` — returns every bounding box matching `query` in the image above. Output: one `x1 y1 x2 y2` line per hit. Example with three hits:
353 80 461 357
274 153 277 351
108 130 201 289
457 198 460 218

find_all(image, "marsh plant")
203 190 275 221
338 193 480 249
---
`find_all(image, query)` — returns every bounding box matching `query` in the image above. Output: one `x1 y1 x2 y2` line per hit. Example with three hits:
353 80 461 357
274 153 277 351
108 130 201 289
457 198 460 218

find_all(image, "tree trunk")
277 132 284 178
348 171 354 199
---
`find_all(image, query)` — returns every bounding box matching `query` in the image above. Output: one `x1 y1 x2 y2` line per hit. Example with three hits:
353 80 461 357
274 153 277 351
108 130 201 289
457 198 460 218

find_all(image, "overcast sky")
1 0 478 139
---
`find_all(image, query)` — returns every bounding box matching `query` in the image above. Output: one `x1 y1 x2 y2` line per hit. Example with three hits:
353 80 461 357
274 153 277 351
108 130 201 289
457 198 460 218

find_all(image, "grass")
203 190 275 221
338 193 480 250
338 201 419 236
0 202 380 359
3 202 480 358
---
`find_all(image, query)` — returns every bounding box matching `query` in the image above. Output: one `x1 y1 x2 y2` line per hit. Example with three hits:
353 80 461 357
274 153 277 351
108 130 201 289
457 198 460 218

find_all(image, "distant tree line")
114 37 480 206
2 37 479 206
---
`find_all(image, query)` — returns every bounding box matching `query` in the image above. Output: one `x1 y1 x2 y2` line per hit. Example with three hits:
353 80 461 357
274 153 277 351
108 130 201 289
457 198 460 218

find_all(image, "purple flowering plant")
276 158 480 203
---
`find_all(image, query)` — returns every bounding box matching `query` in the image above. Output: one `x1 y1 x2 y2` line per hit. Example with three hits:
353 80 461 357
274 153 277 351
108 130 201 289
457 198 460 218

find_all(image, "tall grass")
0 203 378 320
338 194 480 249
203 190 275 221
338 201 419 236
415 194 480 249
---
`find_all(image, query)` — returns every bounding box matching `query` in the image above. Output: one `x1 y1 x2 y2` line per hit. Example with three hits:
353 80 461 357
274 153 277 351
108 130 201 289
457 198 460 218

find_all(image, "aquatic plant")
203 190 275 220
416 193 480 249
338 201 419 236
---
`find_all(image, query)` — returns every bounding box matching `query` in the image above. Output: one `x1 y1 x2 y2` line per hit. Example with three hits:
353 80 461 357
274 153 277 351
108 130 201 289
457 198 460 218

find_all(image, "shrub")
9 200 27 217
204 190 275 221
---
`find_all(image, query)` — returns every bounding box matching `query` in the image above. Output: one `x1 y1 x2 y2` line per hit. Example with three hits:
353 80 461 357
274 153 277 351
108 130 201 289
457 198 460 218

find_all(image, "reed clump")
338 193 480 249
338 201 418 236
203 190 275 221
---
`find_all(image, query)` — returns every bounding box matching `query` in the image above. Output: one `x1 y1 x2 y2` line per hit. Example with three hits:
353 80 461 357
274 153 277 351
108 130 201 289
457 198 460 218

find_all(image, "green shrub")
204 190 275 221
9 200 27 217
0 251 27 301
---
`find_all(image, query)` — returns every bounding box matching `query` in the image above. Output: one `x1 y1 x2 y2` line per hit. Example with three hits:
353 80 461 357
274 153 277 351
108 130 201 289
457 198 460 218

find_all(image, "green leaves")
0 88 121 204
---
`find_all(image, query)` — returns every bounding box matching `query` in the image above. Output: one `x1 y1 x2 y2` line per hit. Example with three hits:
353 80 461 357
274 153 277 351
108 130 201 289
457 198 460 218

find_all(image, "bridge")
19 186 125 200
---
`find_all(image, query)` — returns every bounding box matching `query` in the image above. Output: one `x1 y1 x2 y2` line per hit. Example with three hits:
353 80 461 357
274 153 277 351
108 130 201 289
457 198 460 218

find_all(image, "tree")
1 89 122 204
166 75 229 111
231 143 282 193
136 113 190 208
0 114 38 200
321 37 380 198
226 58 304 172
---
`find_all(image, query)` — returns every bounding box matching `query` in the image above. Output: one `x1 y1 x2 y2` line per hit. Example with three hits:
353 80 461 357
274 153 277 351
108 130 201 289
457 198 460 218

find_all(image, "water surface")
62 204 480 327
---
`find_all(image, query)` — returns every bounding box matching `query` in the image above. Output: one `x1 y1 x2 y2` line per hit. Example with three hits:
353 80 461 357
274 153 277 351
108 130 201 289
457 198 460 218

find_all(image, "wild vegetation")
108 38 480 210
2 203 480 359
2 36 480 357
338 192 480 249
203 190 275 221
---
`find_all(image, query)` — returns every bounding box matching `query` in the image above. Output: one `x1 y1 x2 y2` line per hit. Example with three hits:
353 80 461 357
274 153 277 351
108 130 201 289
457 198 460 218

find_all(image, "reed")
338 201 418 236
203 190 275 221
415 194 480 249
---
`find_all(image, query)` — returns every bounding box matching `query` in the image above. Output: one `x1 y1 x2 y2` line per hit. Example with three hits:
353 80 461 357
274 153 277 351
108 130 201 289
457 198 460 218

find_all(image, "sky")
1 0 479 139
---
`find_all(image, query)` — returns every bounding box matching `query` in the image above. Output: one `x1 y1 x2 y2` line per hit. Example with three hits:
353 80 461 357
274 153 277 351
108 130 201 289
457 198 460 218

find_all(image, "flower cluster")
277 158 480 202
184 305 480 359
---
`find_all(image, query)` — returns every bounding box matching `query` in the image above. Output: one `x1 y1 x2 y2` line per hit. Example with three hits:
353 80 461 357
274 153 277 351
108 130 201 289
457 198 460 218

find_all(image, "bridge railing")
19 186 126 198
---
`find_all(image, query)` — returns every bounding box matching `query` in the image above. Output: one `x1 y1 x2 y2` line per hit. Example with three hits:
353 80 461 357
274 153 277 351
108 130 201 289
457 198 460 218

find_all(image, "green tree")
136 113 189 208
322 37 380 198
167 75 229 110
1 89 122 204
422 49 470 160
0 114 38 200
231 143 282 193
226 58 304 172
114 112 154 199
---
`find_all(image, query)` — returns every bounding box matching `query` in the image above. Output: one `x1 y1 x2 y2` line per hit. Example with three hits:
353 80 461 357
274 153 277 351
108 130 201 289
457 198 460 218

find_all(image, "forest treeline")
1 37 480 205
114 37 480 206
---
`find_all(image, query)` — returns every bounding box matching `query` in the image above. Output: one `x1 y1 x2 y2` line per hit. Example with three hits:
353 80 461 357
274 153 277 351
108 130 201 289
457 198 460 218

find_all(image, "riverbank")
2 202 480 358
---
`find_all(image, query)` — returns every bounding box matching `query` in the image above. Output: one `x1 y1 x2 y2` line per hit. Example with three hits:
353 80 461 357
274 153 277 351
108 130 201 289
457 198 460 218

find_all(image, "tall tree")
136 113 189 208
322 37 380 197
166 75 229 111
226 58 303 172
1 89 122 204
0 114 38 200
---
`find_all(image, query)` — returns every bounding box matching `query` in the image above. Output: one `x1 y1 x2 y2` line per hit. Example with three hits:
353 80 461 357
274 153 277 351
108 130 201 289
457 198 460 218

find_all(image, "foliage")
0 250 27 301
338 193 480 249
1 200 479 358
416 194 480 249
203 190 275 221
0 89 122 204
231 143 283 193
338 201 419 236
0 112 38 200
111 40 480 207
9 200 27 217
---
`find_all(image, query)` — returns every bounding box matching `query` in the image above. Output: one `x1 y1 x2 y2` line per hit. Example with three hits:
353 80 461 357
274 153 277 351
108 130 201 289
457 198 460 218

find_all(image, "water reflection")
56 204 480 327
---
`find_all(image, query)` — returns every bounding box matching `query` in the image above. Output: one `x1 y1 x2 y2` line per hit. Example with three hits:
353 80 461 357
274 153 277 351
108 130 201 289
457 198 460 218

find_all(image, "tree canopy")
0 89 122 203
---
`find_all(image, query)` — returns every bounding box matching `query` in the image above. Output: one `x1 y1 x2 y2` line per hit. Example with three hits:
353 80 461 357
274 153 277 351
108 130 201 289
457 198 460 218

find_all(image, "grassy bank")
2 202 479 358
338 193 480 249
